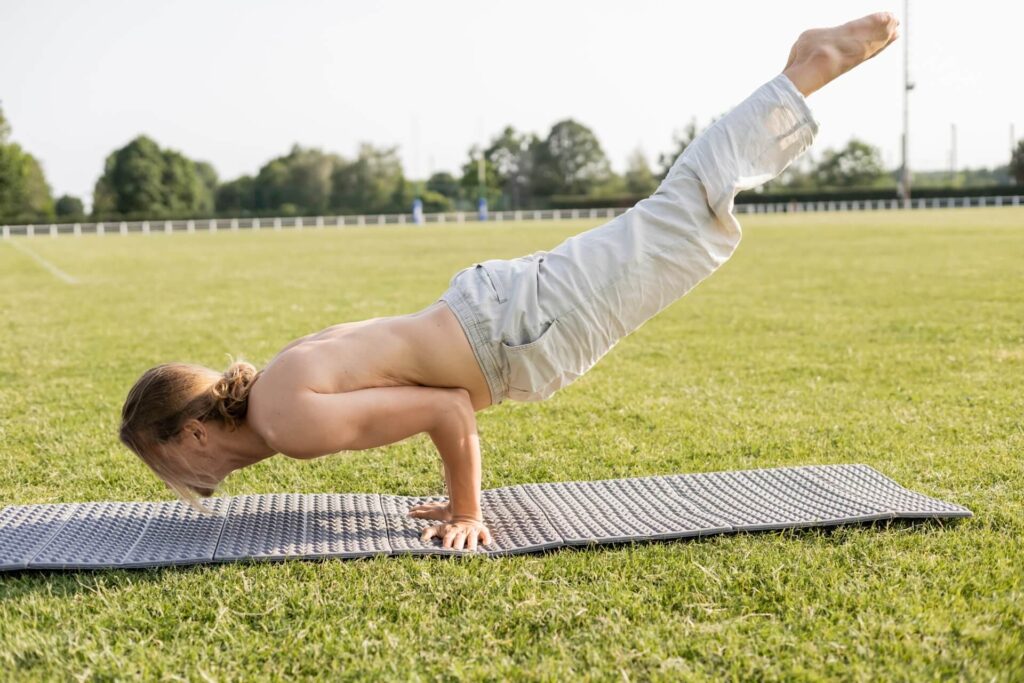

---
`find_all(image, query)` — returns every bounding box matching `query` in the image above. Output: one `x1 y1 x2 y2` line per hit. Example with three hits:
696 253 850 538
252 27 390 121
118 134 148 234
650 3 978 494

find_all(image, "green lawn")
1 208 1022 681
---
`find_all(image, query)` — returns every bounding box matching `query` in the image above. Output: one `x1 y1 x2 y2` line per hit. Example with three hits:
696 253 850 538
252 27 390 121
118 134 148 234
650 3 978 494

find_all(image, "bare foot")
783 12 900 97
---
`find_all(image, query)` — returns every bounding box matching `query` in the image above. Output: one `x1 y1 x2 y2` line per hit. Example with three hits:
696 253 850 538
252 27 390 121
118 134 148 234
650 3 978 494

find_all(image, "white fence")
1 194 1021 239
734 194 1023 216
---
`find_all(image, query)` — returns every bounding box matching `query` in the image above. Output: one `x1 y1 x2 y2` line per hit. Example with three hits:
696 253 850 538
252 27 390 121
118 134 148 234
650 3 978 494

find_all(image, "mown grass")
1 208 1021 681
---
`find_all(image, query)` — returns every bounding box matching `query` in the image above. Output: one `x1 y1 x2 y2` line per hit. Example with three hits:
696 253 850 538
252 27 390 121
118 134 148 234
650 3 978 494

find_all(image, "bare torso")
249 301 491 416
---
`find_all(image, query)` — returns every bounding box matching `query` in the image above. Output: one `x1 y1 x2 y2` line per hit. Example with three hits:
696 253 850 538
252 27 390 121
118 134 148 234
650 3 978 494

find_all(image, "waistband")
439 287 506 406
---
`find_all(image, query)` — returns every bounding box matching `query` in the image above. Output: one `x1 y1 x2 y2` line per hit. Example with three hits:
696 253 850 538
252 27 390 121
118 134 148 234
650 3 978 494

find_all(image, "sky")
1 0 1021 206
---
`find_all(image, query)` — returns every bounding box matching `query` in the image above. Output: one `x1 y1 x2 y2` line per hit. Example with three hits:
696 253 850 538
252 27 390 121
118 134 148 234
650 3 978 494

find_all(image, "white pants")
441 73 820 405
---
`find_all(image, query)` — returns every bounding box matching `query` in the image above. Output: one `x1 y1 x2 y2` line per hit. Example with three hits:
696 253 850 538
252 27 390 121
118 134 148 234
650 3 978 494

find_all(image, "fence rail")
2 194 1021 239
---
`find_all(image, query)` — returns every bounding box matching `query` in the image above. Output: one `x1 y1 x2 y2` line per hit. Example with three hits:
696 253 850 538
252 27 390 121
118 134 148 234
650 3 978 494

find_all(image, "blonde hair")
119 359 259 512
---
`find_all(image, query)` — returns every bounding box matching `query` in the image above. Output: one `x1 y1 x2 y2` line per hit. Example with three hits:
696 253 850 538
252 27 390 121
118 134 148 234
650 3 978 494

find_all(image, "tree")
459 144 501 203
92 135 215 218
532 119 611 197
161 148 208 214
93 136 166 216
0 104 55 221
330 143 408 214
812 138 886 188
55 195 85 220
224 145 344 215
1011 140 1024 185
624 148 657 195
418 190 452 213
284 146 338 214
658 119 700 179
458 126 540 209
280 146 337 214
252 157 291 212
762 152 819 191
11 152 53 220
425 171 461 200
194 161 218 213
484 126 539 209
215 175 256 213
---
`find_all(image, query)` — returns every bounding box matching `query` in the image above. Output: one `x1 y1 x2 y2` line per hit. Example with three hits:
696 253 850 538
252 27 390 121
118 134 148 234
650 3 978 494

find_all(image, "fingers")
467 528 492 550
407 502 450 520
408 508 438 519
420 525 438 543
408 502 439 514
418 522 493 552
444 526 467 550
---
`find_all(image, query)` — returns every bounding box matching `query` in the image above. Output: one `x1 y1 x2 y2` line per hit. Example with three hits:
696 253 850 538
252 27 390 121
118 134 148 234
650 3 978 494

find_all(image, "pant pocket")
475 261 507 303
500 318 577 401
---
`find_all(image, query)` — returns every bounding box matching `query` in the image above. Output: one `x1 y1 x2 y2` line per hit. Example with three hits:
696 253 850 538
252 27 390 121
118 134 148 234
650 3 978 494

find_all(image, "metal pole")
477 149 485 201
900 0 914 204
950 123 957 185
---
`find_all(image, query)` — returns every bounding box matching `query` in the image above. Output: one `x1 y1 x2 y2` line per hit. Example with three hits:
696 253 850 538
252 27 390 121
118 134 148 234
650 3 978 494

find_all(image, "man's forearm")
428 392 482 521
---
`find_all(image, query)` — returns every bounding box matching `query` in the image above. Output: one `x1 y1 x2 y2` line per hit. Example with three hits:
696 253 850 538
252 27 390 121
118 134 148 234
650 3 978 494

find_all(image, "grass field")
1 208 1022 681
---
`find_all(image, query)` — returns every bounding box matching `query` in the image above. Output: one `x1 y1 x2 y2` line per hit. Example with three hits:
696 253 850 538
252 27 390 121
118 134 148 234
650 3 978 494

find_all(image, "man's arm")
256 385 490 548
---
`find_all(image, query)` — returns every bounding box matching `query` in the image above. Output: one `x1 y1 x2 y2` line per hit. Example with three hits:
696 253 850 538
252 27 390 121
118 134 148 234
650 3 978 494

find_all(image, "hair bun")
210 360 258 428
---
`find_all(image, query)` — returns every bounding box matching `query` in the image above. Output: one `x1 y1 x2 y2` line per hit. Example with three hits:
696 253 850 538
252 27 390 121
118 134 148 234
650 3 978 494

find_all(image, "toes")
871 11 895 27
864 12 899 41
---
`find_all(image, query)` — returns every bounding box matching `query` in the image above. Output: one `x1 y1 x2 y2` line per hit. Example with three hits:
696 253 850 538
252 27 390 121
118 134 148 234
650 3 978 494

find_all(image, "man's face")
161 424 224 496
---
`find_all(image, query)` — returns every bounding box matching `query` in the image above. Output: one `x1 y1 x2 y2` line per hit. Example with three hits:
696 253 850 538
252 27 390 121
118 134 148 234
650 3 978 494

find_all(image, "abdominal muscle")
252 301 492 411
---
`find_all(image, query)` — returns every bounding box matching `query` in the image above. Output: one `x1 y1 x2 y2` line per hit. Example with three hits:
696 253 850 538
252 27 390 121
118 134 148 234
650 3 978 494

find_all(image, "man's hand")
420 518 493 551
407 501 452 521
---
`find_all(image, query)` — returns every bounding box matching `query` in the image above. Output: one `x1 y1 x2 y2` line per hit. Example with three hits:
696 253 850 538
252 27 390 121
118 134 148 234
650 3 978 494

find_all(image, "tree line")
2 102 1022 223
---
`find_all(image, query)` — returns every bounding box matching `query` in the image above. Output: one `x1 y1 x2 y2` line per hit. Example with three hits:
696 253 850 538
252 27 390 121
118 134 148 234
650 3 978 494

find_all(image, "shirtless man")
120 13 901 552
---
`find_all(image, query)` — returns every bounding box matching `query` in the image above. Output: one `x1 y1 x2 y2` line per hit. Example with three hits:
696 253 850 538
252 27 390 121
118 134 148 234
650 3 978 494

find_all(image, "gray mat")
124 498 231 567
30 501 156 570
0 464 972 571
214 493 389 562
0 504 77 571
522 477 733 545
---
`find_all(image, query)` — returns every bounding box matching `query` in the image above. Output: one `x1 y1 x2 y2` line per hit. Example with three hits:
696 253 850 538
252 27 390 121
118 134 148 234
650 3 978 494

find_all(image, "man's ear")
181 418 208 446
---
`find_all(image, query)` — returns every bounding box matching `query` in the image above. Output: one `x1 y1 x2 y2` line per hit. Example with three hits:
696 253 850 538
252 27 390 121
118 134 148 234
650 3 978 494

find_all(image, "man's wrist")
450 511 483 523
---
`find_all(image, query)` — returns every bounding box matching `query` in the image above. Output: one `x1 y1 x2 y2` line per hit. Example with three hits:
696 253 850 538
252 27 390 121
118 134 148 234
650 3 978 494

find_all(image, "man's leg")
661 12 900 267
498 13 901 401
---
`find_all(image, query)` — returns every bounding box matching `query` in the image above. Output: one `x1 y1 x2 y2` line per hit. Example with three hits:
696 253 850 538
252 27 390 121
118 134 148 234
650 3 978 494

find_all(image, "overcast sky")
2 0 1021 204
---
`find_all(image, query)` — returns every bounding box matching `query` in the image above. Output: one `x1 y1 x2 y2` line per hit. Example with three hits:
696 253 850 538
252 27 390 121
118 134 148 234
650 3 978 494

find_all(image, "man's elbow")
432 388 476 431
443 387 474 413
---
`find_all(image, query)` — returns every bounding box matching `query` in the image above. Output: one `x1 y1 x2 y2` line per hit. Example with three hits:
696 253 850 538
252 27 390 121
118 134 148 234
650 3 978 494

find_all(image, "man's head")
119 360 258 510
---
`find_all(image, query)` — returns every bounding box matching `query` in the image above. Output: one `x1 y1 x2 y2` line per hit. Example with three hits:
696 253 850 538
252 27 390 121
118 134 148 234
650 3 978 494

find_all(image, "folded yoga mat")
0 464 971 572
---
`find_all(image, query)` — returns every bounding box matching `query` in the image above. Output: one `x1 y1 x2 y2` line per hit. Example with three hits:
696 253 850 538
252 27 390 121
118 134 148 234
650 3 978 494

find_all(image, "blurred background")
1 0 1021 223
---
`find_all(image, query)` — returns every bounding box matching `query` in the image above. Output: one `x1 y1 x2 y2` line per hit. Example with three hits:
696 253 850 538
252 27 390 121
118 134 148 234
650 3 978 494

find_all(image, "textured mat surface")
0 464 972 571
124 498 231 567
522 477 733 545
382 486 563 557
214 493 389 563
0 504 77 571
